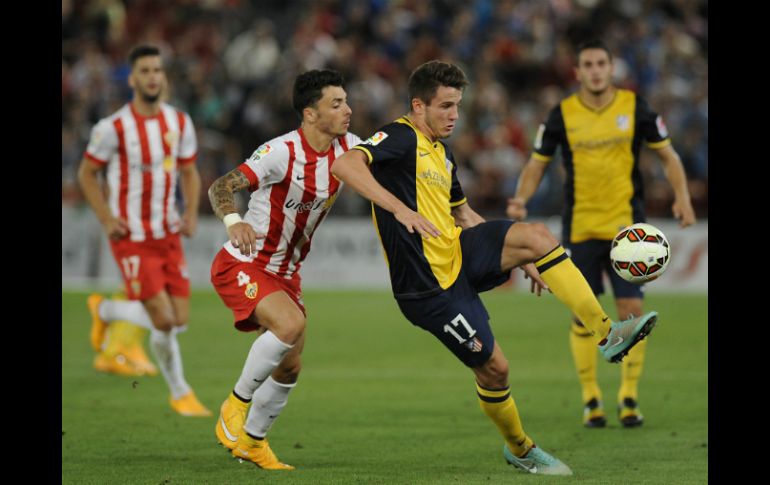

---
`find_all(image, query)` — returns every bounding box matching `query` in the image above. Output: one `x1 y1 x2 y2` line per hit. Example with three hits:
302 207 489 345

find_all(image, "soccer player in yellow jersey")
507 40 696 428
332 60 659 475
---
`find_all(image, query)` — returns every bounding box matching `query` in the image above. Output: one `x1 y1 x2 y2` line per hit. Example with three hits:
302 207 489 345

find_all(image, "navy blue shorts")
397 220 513 368
566 239 644 299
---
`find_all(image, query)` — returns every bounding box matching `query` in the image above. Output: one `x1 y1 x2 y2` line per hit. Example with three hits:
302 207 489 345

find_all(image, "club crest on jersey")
130 279 141 296
249 144 273 161
655 115 669 138
465 337 483 352
163 131 179 148
616 115 630 131
245 282 259 299
363 131 388 146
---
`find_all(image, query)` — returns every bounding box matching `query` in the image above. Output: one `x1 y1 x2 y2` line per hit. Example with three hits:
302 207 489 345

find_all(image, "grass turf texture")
63 289 707 484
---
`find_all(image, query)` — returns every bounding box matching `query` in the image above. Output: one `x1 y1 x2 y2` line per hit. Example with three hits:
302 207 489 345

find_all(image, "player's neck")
300 124 334 153
131 99 161 117
578 85 616 111
405 113 438 142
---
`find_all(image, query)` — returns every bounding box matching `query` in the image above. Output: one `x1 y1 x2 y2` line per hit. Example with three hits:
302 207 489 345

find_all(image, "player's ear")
303 106 317 123
128 71 136 90
411 97 424 115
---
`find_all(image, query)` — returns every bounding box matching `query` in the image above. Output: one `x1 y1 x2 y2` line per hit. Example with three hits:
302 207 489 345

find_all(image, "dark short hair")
408 60 469 106
292 69 346 119
576 40 613 63
128 45 161 66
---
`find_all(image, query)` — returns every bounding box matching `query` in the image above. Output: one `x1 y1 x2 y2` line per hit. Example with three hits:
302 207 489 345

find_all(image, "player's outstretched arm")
208 169 263 255
655 145 696 228
506 157 548 220
331 149 440 238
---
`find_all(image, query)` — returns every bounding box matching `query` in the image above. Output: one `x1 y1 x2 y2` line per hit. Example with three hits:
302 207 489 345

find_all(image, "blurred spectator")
62 0 707 220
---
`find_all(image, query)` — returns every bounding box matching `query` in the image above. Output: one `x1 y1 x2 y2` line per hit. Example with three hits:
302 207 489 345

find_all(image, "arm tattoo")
208 169 251 219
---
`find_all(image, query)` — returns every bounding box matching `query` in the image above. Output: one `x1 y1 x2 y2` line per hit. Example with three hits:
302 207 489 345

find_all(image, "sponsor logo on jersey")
285 197 332 213
249 143 273 161
163 131 179 149
362 131 388 146
616 115 630 131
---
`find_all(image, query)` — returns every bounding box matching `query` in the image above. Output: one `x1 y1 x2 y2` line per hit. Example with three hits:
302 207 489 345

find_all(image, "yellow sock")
618 339 646 401
476 383 533 457
535 246 611 341
569 320 601 403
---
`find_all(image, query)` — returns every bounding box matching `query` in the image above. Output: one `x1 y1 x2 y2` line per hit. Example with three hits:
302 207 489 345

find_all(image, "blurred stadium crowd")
62 0 707 219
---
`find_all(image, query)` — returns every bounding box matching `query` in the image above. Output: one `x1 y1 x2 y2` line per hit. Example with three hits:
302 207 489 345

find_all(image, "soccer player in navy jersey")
331 60 659 475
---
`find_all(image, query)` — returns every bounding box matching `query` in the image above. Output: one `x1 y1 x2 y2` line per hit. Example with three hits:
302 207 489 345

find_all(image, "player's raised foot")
232 433 295 470
87 294 108 352
583 397 607 428
93 352 143 377
504 443 572 475
170 391 212 417
216 392 250 450
618 397 644 428
599 312 658 363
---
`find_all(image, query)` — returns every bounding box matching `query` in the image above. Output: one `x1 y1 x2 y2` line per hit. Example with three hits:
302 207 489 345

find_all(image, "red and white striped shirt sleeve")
84 119 118 165
237 141 289 192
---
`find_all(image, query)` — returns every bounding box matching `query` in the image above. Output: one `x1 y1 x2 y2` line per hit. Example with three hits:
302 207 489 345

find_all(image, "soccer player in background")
208 69 360 470
507 40 696 429
330 60 658 475
78 45 210 417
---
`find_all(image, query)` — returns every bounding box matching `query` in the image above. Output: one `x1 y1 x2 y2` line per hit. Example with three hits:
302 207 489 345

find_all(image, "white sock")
233 331 293 401
150 330 191 400
99 299 154 330
243 377 296 438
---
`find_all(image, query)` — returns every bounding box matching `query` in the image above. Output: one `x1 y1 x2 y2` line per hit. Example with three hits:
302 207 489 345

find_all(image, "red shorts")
109 233 190 301
210 248 305 332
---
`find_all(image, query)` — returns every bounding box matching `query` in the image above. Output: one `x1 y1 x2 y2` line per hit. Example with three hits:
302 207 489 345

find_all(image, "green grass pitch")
63 289 707 484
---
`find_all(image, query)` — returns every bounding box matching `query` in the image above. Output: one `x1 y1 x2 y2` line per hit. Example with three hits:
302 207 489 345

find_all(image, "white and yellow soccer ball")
610 223 670 284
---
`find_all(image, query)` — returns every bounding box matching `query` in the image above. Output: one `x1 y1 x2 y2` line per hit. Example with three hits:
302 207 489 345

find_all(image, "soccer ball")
610 223 670 284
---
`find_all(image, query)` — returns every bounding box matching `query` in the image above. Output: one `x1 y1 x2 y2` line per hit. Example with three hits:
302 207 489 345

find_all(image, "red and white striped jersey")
84 102 197 242
223 128 361 279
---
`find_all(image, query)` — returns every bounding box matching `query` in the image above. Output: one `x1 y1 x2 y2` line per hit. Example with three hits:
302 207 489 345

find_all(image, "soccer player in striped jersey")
507 40 696 428
331 60 658 475
208 69 360 470
78 45 210 417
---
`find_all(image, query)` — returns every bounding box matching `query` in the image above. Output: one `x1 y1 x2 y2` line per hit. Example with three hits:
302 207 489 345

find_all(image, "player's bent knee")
148 314 175 332
276 314 306 344
475 355 510 389
514 222 558 260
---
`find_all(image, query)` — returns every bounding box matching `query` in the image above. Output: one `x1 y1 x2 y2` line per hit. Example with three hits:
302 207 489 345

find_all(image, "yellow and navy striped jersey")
353 116 467 299
533 89 671 243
